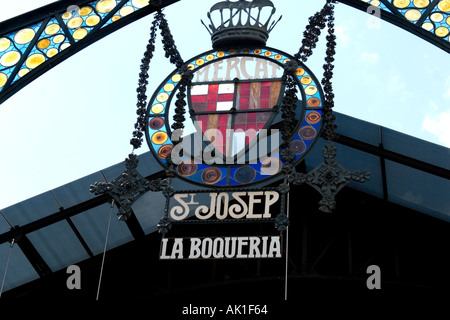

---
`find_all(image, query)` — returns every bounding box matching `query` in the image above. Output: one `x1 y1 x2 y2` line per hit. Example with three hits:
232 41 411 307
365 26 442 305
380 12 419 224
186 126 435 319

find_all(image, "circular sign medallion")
146 47 324 187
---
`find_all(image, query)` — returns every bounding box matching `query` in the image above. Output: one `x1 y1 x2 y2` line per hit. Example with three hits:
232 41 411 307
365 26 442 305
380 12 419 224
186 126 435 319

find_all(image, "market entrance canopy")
0 0 449 105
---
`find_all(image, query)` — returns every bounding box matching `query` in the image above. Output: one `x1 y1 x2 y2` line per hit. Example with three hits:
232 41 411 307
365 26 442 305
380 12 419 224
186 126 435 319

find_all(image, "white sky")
0 0 449 209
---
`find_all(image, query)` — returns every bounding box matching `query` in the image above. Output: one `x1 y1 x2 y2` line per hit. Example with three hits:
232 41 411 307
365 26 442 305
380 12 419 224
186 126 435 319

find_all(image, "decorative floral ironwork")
290 142 370 213
90 154 166 220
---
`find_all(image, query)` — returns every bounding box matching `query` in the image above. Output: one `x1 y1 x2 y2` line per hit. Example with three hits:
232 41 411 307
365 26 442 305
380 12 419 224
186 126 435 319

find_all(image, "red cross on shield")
189 80 282 157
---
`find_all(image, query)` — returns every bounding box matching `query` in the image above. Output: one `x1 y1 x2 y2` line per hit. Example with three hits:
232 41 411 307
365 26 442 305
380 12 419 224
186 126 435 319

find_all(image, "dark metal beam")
334 134 450 180
14 233 53 277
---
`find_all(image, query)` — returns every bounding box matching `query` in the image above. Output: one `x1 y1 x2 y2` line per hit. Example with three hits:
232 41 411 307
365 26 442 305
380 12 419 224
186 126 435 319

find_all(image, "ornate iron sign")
146 47 324 188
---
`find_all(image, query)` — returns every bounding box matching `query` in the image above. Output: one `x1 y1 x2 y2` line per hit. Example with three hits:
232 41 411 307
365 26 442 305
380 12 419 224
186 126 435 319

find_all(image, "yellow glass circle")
431 12 444 22
196 58 205 66
253 49 262 54
275 54 282 60
370 0 381 6
438 0 450 12
264 51 272 56
296 68 305 76
0 51 21 67
45 23 60 36
151 131 168 145
111 15 121 22
172 74 182 82
422 22 434 31
229 49 237 55
96 0 117 14
79 6 93 16
206 54 215 61
413 0 429 8
53 34 65 44
447 16 450 24
301 76 312 85
73 28 88 40
46 48 58 58
164 83 175 92
393 0 410 8
151 104 164 114
86 15 101 27
0 73 7 88
60 43 71 51
0 38 11 52
305 85 318 96
119 6 134 17
435 26 450 37
68 17 83 29
62 12 72 20
37 39 50 49
26 53 45 69
132 0 150 8
14 28 35 44
157 92 169 102
217 51 225 58
18 68 29 77
187 64 195 70
405 9 421 21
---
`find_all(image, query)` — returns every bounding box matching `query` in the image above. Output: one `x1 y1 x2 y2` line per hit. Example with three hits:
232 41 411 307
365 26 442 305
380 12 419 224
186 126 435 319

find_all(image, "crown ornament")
202 0 282 49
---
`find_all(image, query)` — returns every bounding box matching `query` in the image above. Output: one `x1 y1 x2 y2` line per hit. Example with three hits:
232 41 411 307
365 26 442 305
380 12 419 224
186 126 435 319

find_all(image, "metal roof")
0 111 448 295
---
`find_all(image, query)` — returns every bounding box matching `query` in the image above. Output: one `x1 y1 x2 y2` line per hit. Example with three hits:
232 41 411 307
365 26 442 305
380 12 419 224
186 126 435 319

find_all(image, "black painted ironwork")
202 0 282 49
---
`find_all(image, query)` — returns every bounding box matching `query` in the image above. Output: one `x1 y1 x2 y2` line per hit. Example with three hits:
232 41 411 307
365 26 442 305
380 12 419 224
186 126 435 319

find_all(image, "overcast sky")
0 0 449 209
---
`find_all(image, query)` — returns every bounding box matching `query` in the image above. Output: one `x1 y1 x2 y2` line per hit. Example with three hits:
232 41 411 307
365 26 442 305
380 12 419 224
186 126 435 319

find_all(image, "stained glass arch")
0 0 449 105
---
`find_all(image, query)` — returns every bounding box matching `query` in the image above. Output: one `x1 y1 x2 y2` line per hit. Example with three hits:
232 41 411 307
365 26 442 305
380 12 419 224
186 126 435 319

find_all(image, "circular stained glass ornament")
67 17 83 29
53 34 65 44
393 0 410 8
435 26 450 37
96 0 117 13
149 117 165 130
0 38 10 52
201 167 222 184
0 73 7 88
413 0 429 8
46 48 58 58
152 131 168 145
26 53 46 69
14 28 35 44
438 0 450 12
145 48 324 187
306 111 322 124
86 15 101 27
405 9 422 21
18 68 29 77
45 24 60 36
158 145 173 159
0 51 21 67
177 162 198 177
132 0 150 8
234 166 257 184
73 28 88 40
299 126 317 140
37 39 51 49
79 6 93 16
289 140 306 155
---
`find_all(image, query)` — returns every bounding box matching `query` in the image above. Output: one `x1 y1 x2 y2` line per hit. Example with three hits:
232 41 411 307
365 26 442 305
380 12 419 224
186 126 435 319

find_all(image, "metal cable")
96 200 114 301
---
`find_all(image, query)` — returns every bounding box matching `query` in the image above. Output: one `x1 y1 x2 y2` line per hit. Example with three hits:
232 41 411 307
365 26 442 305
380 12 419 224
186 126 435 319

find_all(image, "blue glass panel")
386 160 450 222
71 203 133 255
0 242 39 292
27 220 90 271
1 192 61 226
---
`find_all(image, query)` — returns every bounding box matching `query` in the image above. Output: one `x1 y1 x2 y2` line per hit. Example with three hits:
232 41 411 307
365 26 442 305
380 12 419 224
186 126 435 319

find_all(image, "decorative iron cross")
290 142 370 213
90 154 166 221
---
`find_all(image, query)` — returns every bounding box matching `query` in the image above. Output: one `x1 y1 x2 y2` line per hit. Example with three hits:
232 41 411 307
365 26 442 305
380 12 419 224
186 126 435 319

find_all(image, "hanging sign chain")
131 9 190 152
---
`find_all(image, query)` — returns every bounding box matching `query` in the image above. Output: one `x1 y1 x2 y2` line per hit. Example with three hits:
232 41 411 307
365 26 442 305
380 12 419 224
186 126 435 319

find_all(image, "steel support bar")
334 134 450 180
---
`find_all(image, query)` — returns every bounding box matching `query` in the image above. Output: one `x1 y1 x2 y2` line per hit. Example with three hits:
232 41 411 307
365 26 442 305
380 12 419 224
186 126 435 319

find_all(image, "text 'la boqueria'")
160 236 282 260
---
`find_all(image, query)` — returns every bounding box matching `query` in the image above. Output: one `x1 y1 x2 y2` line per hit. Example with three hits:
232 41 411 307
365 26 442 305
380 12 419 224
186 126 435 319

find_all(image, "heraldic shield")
189 79 283 159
